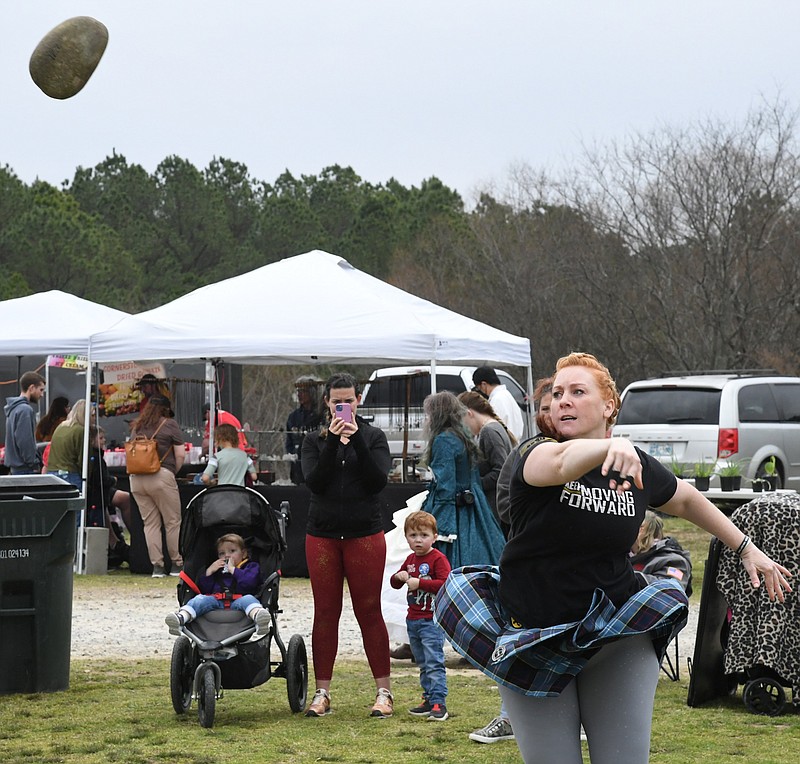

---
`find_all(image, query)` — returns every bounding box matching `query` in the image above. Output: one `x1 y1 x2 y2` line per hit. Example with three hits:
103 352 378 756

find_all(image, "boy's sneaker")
370 688 394 718
151 564 166 578
304 688 331 717
165 612 185 636
254 608 271 636
428 703 448 721
169 563 184 577
408 699 433 716
469 716 514 743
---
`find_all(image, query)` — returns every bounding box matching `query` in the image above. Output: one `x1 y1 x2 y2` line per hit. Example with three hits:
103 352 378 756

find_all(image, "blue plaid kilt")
434 565 688 697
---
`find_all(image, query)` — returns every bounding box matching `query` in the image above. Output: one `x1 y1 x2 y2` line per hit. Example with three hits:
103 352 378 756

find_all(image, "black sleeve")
349 427 391 494
302 431 340 493
638 448 679 507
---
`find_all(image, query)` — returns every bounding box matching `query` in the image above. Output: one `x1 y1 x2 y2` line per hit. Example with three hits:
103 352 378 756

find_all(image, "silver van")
358 365 529 459
611 373 800 490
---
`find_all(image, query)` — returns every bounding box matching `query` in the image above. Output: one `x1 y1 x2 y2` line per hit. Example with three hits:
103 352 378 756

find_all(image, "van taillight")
718 428 738 458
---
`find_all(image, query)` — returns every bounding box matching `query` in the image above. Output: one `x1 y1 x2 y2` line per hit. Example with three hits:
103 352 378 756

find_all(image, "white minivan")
611 373 800 490
358 365 529 459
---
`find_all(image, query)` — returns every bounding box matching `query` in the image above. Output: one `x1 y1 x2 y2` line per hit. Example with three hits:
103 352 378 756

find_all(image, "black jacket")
301 417 391 538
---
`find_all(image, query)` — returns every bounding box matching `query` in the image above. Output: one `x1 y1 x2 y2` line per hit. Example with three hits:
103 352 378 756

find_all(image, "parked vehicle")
358 366 529 459
611 373 800 490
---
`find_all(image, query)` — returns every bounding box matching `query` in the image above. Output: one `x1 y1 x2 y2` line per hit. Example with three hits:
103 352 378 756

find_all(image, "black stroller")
688 493 800 716
168 485 308 727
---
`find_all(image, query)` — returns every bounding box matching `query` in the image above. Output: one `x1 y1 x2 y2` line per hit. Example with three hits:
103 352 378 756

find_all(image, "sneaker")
169 563 183 577
469 716 514 743
165 612 185 636
304 688 331 717
408 699 433 716
428 703 448 721
253 608 271 636
370 688 394 718
151 564 166 578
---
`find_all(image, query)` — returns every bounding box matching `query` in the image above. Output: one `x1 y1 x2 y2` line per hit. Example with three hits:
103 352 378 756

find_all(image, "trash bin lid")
0 474 80 500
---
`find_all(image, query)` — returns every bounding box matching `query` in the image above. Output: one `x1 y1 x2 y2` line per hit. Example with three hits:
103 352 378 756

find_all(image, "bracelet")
735 535 751 556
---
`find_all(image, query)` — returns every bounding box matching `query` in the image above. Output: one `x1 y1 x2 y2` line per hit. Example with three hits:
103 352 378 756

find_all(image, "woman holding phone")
301 372 394 719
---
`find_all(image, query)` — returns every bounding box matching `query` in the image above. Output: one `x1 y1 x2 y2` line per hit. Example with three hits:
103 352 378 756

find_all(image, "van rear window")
361 374 464 408
617 388 721 425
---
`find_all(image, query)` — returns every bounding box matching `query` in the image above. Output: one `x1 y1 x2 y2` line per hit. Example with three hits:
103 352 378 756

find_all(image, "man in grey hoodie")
3 371 46 474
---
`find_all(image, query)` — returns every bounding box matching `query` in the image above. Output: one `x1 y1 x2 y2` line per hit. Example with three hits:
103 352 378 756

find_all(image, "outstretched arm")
660 480 792 602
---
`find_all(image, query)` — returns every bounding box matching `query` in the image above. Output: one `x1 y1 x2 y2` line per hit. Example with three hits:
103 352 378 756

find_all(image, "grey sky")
3 2 799 199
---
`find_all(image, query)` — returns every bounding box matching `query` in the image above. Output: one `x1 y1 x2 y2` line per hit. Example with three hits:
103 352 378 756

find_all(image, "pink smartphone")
335 402 352 423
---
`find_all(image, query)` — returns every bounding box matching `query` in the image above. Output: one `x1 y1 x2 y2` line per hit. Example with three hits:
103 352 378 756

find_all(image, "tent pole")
76 353 93 574
525 363 535 437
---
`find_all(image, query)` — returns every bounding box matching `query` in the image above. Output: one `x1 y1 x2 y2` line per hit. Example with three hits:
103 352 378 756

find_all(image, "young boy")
201 423 257 486
390 510 452 720
165 533 270 635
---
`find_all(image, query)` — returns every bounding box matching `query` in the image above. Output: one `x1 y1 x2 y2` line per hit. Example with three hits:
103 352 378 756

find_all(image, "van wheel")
756 460 783 489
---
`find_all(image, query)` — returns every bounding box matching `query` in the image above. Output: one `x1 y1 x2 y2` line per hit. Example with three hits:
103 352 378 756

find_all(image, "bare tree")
560 99 800 378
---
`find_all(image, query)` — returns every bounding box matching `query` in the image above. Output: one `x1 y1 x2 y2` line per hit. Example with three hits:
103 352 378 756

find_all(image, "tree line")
2 99 799 403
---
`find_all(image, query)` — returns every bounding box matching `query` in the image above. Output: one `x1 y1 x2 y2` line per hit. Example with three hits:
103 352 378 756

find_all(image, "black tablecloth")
124 480 425 577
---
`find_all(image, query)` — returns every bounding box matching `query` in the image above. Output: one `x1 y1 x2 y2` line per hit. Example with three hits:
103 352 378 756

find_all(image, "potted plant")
763 456 779 491
667 457 688 479
718 460 743 491
692 459 714 491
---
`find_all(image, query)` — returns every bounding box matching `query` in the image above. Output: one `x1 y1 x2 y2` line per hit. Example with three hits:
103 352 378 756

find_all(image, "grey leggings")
499 634 660 764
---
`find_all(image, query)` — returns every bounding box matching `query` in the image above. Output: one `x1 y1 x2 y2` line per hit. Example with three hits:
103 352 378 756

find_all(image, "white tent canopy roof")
88 251 531 367
0 290 130 355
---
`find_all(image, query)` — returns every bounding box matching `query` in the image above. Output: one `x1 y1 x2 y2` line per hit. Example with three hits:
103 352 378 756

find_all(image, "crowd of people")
3 359 794 762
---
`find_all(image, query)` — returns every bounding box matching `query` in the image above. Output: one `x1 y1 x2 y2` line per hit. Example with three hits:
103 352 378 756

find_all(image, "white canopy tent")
0 290 131 574
87 250 532 368
0 290 130 356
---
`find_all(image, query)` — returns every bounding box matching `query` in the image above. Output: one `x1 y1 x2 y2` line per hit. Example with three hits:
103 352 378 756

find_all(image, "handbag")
125 419 168 475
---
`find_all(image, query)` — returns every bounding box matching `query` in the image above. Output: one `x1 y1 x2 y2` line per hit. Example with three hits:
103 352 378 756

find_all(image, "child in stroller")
168 485 308 727
165 532 271 635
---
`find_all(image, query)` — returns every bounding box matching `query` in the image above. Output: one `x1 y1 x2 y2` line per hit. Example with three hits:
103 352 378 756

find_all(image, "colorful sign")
47 354 88 370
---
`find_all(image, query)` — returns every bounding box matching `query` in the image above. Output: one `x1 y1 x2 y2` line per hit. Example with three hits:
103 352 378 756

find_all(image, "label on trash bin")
0 547 31 559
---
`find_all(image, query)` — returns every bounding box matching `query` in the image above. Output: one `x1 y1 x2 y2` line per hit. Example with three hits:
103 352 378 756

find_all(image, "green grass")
0 657 797 764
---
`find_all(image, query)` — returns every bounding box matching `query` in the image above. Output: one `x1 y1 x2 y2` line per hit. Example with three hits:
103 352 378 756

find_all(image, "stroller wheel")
169 637 194 714
285 634 308 713
197 664 217 728
743 677 786 716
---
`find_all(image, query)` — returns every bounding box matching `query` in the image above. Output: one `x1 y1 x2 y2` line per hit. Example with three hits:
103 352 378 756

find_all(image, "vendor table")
694 488 796 515
122 478 426 577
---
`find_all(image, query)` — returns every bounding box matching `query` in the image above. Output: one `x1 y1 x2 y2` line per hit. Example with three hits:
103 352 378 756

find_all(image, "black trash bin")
0 474 83 694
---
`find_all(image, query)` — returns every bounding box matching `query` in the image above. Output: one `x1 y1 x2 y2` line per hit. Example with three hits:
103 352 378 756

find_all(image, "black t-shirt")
498 439 677 628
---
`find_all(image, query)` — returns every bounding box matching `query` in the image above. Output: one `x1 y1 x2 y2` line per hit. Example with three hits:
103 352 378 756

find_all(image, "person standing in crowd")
46 399 88 491
421 391 505 569
285 375 322 484
202 402 248 455
471 366 524 441
3 371 46 475
86 426 132 568
533 377 555 438
458 390 517 534
301 372 394 719
129 396 186 578
202 423 257 486
437 353 791 764
35 396 70 443
457 389 518 744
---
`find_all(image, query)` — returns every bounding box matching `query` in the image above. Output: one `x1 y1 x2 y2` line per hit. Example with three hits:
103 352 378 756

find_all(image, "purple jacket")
197 559 261 596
